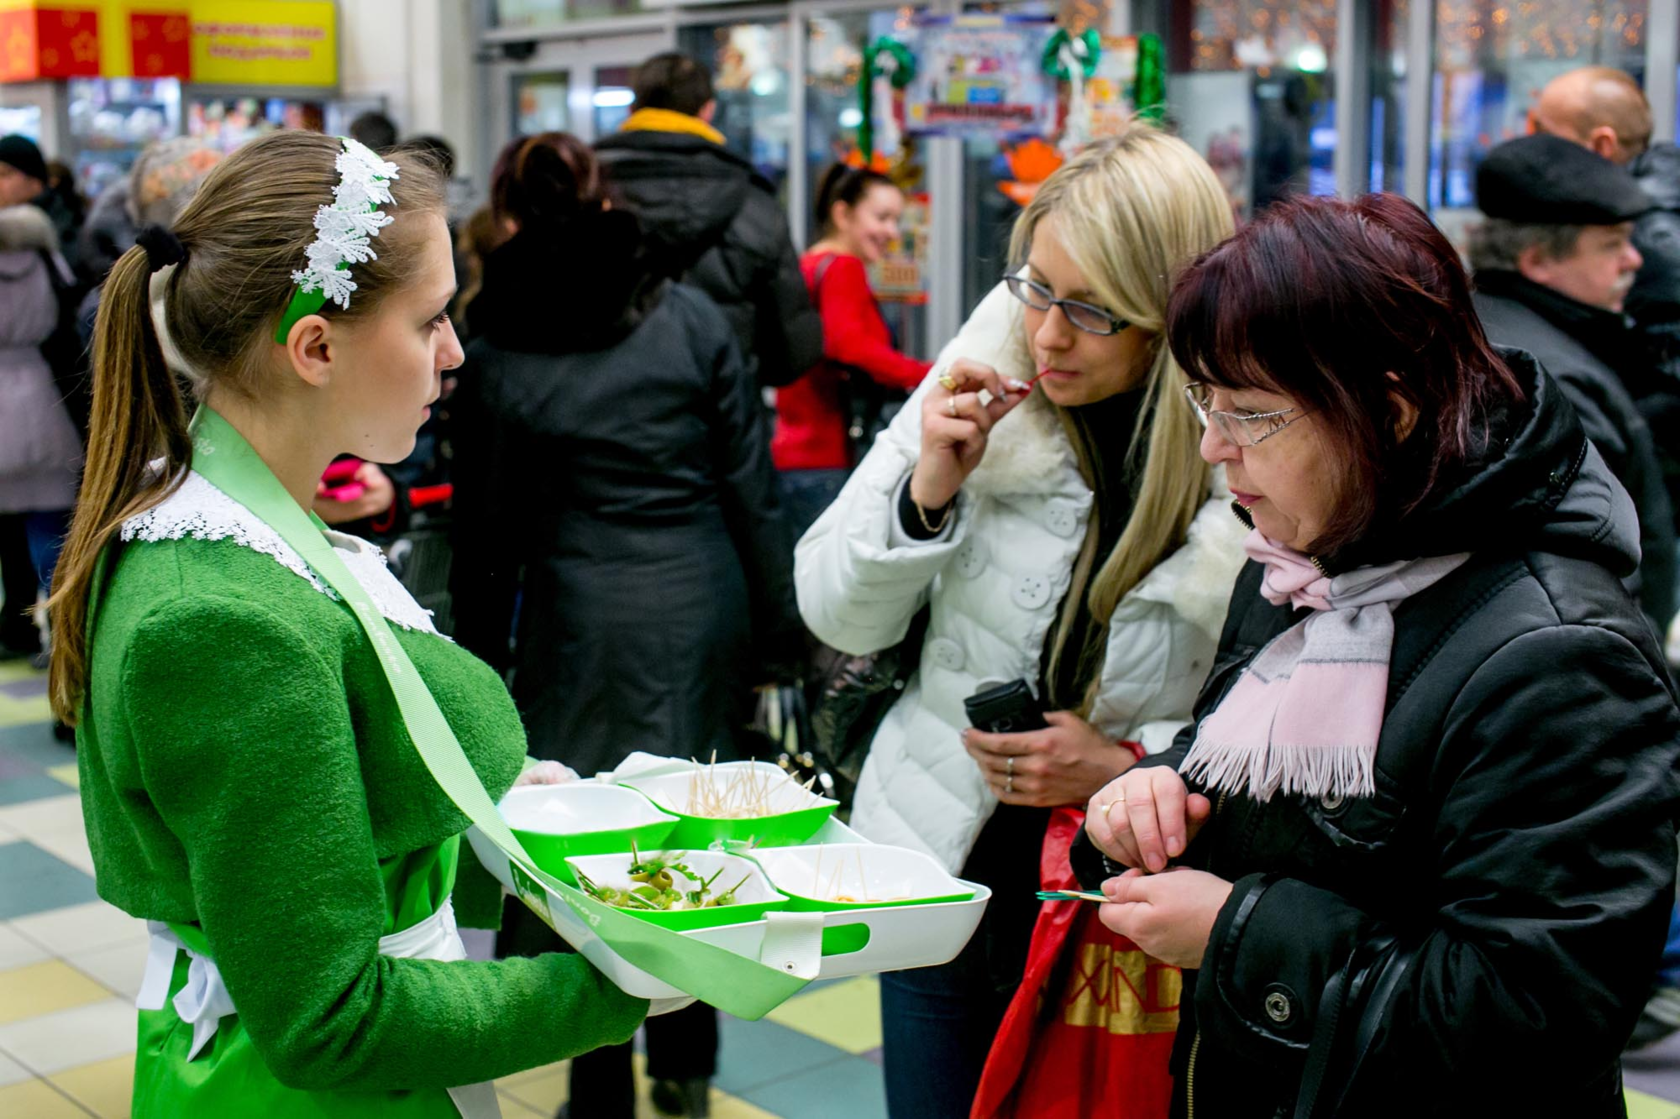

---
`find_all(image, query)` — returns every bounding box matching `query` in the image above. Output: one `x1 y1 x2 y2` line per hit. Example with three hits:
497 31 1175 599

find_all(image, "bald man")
1533 66 1680 540
1531 66 1652 166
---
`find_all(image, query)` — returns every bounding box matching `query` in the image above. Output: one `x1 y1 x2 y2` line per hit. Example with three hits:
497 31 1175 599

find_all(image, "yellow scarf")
620 108 725 146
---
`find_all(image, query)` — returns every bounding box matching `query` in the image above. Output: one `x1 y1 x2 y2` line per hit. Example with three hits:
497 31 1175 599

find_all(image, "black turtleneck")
1039 386 1149 708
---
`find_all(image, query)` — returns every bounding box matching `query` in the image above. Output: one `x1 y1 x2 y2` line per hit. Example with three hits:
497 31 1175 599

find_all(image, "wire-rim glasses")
1003 274 1130 336
1183 383 1307 447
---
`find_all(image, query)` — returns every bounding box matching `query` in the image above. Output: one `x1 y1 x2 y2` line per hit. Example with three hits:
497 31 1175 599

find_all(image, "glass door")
514 71 572 135
678 19 795 200
804 6 932 358
484 30 670 159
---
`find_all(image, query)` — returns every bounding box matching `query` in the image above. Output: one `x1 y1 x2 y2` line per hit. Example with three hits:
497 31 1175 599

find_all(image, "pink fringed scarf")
1180 530 1469 803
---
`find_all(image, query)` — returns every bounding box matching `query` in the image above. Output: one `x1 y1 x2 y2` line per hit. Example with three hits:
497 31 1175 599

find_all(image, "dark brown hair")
813 163 897 239
631 52 713 116
490 132 602 231
1166 192 1523 556
47 130 445 723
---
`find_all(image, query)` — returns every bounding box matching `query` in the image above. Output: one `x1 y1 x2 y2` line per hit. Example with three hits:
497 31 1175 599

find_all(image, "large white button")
1011 574 1052 610
927 637 965 671
1045 501 1082 538
955 540 987 578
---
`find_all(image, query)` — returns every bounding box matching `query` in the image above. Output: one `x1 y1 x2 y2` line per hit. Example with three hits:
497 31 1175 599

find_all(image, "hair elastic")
136 225 186 273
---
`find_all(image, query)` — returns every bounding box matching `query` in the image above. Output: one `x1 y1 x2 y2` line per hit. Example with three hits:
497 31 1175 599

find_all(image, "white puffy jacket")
794 284 1248 872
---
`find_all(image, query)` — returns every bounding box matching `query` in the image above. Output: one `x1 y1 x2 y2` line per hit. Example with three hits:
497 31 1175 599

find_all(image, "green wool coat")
77 527 648 1092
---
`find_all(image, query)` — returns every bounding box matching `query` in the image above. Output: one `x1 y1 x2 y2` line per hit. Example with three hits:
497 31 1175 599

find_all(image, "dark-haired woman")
1079 192 1680 1117
449 131 798 1118
773 164 931 535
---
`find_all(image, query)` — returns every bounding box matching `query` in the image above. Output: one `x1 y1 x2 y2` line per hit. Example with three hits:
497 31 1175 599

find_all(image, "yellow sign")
189 1 335 87
0 0 335 87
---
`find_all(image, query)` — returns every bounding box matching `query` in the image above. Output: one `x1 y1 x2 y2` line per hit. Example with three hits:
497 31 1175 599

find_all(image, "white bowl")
751 843 973 908
499 783 676 835
624 761 834 819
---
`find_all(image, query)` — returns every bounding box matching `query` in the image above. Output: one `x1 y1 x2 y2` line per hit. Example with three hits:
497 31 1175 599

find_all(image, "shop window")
0 105 42 142
515 72 571 136
67 78 181 200
1430 0 1647 215
678 21 793 199
594 66 636 137
806 8 928 356
494 0 643 27
1137 0 1338 220
1369 0 1408 192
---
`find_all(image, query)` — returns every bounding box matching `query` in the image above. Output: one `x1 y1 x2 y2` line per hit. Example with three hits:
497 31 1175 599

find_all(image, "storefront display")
904 15 1059 139
187 96 326 155
1 0 339 198
67 77 180 199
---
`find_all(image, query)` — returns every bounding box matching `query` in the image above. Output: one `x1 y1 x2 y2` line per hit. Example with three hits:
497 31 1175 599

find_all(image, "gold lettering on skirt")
1062 944 1182 1035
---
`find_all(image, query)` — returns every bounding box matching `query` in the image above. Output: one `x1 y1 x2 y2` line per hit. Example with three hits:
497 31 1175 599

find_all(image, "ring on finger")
946 395 959 417
938 373 958 392
1007 756 1014 777
1005 775 1014 795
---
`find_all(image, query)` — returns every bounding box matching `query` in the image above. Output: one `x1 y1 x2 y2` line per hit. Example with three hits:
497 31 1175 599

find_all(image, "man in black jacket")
1469 133 1677 636
595 52 822 390
1532 66 1680 526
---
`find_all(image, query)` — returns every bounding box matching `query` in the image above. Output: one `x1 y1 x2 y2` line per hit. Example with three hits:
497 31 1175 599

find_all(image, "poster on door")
871 191 929 305
903 15 1057 140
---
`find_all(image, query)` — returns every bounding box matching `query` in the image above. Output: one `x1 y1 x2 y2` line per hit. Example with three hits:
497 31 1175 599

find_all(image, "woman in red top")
774 164 932 536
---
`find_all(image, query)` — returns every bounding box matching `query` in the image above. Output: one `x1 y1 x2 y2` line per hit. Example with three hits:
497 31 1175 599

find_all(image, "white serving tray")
468 815 991 1001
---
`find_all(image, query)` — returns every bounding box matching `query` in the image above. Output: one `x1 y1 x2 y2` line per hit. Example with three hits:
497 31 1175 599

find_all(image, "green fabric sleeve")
122 594 647 1092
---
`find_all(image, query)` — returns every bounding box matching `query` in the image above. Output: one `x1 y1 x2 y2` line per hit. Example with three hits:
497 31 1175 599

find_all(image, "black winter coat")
1075 353 1680 1118
1625 143 1680 522
595 128 823 389
1473 272 1677 633
449 212 800 778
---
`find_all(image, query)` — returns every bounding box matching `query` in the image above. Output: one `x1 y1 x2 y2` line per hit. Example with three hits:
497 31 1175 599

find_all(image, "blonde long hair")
1010 124 1235 710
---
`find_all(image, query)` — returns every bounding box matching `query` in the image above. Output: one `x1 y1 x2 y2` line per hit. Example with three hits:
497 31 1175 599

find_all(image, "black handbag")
809 604 931 791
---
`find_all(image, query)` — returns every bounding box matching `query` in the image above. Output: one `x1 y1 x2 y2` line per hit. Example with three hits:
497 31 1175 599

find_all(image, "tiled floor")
5 648 1680 1117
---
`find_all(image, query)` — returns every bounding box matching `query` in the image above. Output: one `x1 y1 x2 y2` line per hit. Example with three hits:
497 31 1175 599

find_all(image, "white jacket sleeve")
793 282 1024 657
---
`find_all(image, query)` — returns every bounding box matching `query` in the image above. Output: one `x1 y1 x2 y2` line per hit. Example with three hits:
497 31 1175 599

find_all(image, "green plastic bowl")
751 843 975 912
564 850 789 930
500 784 680 886
622 762 838 850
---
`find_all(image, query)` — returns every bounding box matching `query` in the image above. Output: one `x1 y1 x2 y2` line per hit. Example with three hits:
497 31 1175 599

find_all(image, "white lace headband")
273 136 401 343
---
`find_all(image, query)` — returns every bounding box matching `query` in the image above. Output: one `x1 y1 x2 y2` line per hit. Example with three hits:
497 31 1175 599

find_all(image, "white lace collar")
121 469 443 636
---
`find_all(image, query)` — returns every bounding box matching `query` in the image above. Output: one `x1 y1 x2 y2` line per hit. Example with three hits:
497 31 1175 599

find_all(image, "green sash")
186 408 810 1017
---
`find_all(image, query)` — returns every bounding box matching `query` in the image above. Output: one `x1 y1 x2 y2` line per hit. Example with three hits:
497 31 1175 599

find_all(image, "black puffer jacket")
1625 142 1680 519
449 210 801 777
1473 271 1676 633
1076 353 1680 1118
595 128 822 389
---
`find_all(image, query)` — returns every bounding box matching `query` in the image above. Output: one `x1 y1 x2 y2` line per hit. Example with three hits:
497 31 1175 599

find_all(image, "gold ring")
946 396 959 417
938 373 958 392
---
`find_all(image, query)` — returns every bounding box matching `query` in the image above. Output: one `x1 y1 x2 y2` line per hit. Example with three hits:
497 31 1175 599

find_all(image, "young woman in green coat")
46 131 649 1117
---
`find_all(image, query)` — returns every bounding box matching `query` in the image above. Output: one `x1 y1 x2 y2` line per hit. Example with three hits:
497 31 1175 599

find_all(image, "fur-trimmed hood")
0 204 58 254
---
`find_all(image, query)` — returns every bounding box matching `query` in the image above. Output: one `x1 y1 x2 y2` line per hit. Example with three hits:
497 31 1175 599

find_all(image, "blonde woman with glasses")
794 123 1247 1117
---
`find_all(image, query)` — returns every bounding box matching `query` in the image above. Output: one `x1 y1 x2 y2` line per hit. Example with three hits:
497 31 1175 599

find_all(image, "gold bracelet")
916 496 954 534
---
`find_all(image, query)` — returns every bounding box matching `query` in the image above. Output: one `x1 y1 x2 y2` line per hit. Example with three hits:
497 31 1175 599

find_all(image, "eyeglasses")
1004 274 1130 336
1183 383 1308 447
